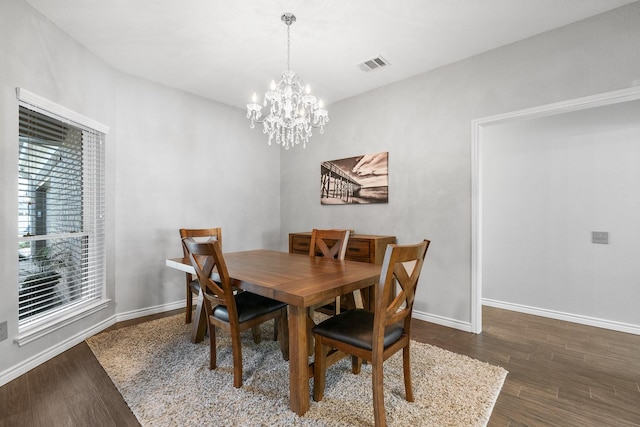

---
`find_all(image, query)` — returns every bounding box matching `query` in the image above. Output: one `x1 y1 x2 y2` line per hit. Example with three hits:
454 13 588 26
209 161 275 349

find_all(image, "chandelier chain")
287 23 291 72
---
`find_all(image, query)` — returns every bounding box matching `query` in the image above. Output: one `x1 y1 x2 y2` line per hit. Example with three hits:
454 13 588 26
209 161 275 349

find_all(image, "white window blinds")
17 90 106 331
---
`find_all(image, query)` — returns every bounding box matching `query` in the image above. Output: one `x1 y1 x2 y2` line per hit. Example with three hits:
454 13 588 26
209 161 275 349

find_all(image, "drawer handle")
349 247 361 252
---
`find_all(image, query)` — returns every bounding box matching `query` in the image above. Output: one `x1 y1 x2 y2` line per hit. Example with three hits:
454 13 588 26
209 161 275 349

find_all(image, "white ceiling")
26 0 637 109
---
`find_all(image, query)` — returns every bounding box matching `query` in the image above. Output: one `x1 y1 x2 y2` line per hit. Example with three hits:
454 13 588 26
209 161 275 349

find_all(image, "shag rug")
87 314 507 426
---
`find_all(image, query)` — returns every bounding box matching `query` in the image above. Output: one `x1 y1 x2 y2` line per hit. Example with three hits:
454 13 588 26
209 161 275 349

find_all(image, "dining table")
165 249 381 416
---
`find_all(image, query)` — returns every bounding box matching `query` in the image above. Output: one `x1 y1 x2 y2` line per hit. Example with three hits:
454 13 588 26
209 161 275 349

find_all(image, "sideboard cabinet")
288 232 396 265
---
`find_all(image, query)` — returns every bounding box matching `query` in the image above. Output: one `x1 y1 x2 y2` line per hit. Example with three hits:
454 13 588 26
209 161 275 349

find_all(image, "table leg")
288 304 310 415
191 289 207 343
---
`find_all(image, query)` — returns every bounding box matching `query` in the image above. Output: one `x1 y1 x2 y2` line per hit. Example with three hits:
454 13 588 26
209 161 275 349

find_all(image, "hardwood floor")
1 306 639 426
414 307 640 427
0 310 180 427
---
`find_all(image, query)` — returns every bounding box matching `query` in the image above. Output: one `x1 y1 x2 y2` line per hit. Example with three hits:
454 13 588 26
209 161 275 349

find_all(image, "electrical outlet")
592 231 609 244
0 321 7 342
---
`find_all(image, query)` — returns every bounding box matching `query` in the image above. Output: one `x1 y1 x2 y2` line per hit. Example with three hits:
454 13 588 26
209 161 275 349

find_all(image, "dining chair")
183 238 289 388
312 239 430 427
308 228 353 314
179 228 222 324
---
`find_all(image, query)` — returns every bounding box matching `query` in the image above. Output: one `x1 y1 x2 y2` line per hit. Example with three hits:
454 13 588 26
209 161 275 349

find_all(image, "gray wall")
113 74 281 315
1 0 114 376
482 100 640 327
0 0 280 382
279 3 640 328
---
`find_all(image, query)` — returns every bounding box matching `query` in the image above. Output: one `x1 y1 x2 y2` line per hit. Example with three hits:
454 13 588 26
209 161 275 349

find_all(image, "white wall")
0 0 280 384
482 100 640 327
279 3 640 328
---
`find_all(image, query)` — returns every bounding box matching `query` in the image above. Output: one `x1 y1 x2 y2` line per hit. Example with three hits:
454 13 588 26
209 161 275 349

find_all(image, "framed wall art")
320 151 388 205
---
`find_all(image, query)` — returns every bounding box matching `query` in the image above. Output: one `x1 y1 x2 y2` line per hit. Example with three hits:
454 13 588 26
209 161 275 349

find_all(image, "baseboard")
0 314 116 388
115 300 185 322
0 300 185 388
413 309 474 333
483 298 640 336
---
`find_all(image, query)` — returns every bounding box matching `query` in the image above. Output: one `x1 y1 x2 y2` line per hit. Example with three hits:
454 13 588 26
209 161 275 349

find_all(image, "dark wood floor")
1 306 639 426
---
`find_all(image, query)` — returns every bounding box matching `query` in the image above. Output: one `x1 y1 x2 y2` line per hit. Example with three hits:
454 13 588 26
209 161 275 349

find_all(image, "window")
16 88 108 344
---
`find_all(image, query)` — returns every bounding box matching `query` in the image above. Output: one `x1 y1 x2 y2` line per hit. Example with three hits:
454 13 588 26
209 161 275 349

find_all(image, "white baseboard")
413 309 474 332
115 300 184 322
483 298 640 336
0 314 116 388
0 300 185 388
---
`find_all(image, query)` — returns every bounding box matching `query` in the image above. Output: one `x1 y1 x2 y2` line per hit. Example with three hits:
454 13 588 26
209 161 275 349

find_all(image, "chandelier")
246 13 329 150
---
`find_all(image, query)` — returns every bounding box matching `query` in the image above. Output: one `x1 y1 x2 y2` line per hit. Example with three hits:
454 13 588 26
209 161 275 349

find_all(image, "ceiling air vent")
357 56 390 72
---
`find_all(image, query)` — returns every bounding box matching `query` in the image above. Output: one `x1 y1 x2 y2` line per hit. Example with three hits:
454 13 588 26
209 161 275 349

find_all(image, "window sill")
15 298 111 346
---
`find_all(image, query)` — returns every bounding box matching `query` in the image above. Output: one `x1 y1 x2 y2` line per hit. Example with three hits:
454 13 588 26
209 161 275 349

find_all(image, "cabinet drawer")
345 240 371 262
291 236 311 253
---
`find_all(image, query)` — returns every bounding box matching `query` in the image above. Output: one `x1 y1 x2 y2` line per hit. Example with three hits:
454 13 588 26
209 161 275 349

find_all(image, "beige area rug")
87 314 507 426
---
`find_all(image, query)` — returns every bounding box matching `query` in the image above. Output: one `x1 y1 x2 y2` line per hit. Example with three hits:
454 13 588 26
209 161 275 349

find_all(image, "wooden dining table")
165 249 381 416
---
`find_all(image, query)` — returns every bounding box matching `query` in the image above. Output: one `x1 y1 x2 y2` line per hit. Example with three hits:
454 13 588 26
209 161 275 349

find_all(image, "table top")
166 249 381 308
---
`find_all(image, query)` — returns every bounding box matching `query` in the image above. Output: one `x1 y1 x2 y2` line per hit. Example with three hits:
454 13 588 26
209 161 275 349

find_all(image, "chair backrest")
182 238 238 324
373 240 430 344
179 228 222 258
309 229 351 260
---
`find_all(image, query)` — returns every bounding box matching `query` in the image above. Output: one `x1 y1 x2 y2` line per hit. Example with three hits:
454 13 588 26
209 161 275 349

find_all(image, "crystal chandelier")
246 13 329 150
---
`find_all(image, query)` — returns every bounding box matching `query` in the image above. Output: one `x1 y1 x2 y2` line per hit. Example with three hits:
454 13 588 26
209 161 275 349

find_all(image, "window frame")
15 88 110 346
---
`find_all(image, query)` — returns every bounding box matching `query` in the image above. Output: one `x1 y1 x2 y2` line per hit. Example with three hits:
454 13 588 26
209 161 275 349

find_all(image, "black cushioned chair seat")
191 273 222 294
189 279 200 294
213 291 287 323
312 309 404 351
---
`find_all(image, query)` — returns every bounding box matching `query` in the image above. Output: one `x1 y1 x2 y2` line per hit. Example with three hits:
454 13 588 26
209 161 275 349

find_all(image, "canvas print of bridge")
321 151 388 205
